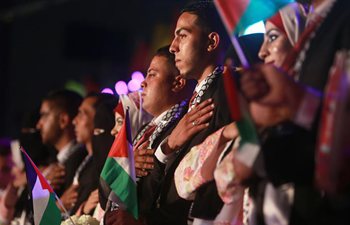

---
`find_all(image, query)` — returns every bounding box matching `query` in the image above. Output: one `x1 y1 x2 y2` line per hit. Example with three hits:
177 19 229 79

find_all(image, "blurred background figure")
75 92 118 218
62 93 117 215
36 89 86 196
10 106 57 224
0 138 18 225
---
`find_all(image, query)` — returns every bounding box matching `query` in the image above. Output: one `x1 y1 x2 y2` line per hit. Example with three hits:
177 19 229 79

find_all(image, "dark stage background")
0 0 186 138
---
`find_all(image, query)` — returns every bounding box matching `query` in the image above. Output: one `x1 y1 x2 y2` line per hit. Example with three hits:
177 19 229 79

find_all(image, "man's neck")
55 134 74 152
197 64 217 84
86 142 93 155
312 0 326 8
151 101 178 119
152 106 172 121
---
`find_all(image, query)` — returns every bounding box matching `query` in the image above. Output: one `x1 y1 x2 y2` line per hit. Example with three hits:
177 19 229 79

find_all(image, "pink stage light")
115 81 128 95
131 71 144 83
128 79 141 92
101 88 114 95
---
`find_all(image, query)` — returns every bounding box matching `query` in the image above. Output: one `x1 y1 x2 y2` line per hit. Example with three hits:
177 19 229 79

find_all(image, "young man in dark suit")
103 46 196 225
149 1 234 224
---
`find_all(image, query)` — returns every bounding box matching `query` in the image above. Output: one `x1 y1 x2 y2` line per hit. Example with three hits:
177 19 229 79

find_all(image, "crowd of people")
0 0 349 224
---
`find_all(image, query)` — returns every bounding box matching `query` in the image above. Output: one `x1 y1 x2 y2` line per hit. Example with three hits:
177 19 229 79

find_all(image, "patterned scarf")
282 1 336 80
133 100 188 148
189 66 224 110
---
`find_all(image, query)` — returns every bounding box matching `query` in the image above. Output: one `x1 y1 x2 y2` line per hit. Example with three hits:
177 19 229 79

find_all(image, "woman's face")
110 112 124 137
258 21 293 67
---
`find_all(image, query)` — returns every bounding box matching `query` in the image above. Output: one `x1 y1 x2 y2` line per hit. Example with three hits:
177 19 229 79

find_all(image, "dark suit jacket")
146 72 233 224
58 144 87 197
138 107 190 225
70 154 99 215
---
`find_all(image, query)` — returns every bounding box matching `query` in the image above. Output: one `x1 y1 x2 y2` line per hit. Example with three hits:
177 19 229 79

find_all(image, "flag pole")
54 195 77 225
213 0 250 68
230 35 249 68
20 147 77 225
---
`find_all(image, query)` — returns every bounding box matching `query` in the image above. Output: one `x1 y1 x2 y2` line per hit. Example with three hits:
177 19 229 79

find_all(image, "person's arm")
240 64 321 128
134 141 155 177
58 184 79 211
162 99 215 155
44 163 66 190
292 86 321 129
0 183 18 224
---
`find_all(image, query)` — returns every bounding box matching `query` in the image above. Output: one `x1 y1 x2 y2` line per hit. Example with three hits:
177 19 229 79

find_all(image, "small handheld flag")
21 147 62 225
223 68 260 167
100 109 138 219
214 0 294 67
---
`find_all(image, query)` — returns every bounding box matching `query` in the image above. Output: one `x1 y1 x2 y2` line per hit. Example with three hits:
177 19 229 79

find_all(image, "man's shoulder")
64 144 87 165
300 0 350 89
200 72 226 101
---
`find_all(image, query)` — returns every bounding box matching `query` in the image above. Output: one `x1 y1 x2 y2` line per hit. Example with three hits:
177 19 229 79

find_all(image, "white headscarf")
279 2 307 46
119 91 153 140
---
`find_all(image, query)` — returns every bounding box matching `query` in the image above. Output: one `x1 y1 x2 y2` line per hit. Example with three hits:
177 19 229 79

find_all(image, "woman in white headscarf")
258 3 307 67
111 91 153 139
215 3 307 225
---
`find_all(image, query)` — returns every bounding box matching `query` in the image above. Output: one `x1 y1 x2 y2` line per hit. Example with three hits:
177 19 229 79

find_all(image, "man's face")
73 97 97 145
141 55 177 116
36 100 61 145
169 12 209 80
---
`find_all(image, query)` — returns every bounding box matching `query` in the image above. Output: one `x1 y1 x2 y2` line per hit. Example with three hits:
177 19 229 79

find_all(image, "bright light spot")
101 88 114 95
131 71 144 83
115 81 128 95
243 21 265 35
128 79 141 92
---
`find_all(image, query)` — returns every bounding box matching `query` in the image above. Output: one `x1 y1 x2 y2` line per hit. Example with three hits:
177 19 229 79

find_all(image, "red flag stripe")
215 0 249 33
21 148 54 193
223 67 242 121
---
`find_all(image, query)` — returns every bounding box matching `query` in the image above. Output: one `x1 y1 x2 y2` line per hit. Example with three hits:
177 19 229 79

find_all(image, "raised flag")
100 109 138 219
214 0 293 67
223 68 260 167
21 148 61 225
214 0 293 34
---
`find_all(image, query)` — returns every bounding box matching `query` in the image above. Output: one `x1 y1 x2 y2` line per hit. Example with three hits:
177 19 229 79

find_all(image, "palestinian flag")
100 109 138 219
21 148 61 225
223 68 260 167
214 0 294 34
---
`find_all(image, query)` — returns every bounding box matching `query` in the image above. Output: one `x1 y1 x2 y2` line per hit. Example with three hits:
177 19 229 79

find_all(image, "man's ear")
207 32 220 52
58 112 70 129
172 75 187 92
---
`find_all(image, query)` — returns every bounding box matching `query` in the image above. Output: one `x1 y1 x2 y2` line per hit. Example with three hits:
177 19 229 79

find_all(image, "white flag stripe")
114 158 137 183
32 177 50 225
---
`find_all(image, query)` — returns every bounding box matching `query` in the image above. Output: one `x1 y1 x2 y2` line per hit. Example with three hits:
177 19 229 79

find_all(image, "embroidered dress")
175 128 224 200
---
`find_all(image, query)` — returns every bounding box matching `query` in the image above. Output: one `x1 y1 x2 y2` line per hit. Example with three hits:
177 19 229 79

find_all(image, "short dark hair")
85 92 118 112
155 45 175 64
44 89 82 119
94 93 118 112
181 0 230 49
154 45 180 75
